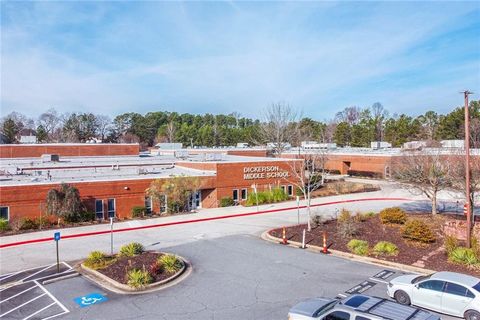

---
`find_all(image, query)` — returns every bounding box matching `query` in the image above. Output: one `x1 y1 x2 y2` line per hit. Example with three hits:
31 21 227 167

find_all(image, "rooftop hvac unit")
41 154 60 162
201 153 223 161
174 150 189 159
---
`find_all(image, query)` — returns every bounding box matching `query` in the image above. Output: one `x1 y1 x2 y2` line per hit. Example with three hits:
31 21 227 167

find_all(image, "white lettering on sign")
243 166 289 180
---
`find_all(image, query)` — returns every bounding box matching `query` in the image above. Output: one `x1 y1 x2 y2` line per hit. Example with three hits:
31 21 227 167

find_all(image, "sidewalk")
0 186 420 247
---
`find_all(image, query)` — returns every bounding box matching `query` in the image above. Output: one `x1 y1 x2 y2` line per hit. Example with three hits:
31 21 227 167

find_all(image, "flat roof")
0 153 298 186
285 147 480 157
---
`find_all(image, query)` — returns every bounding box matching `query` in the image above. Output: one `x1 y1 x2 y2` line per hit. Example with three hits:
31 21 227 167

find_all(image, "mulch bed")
97 252 174 284
271 214 480 277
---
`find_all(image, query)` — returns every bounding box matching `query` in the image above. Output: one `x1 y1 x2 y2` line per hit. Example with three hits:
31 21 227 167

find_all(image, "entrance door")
189 191 202 210
342 161 351 174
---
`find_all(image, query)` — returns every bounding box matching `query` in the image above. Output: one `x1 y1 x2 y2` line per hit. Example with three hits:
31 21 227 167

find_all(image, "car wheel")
394 290 410 305
465 310 480 320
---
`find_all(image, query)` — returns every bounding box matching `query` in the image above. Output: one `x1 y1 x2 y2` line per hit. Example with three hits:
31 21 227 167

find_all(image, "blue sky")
1 1 479 120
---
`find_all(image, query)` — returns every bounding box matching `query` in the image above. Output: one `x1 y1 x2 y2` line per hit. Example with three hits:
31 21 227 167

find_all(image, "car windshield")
412 275 431 284
313 300 338 317
473 282 480 293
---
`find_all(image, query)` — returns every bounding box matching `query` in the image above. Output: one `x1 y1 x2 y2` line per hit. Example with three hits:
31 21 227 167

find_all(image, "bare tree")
166 120 176 143
371 102 389 141
261 102 300 156
447 151 480 220
96 115 112 141
392 150 451 215
285 149 330 231
335 106 361 125
37 108 61 141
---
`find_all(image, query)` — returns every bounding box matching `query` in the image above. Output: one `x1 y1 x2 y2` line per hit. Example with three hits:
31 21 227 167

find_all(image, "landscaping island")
80 242 188 292
270 207 480 277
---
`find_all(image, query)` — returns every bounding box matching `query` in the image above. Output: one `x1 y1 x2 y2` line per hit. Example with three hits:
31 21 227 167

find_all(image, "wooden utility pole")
462 90 473 248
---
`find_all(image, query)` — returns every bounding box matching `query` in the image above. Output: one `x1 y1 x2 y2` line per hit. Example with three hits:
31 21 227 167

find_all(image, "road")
0 235 457 320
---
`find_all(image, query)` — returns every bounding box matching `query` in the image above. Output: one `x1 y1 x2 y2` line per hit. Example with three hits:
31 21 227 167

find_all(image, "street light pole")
462 90 473 248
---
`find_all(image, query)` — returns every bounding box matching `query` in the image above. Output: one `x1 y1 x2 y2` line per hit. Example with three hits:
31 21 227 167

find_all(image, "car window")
466 289 475 299
418 280 445 292
323 311 351 320
473 282 480 293
444 282 468 297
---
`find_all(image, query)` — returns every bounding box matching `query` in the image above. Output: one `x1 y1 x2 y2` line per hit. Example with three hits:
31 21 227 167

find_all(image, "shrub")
131 206 146 218
402 219 436 243
245 188 288 206
444 235 458 255
449 247 479 265
373 241 398 256
119 242 144 257
354 212 370 222
271 187 288 202
79 211 95 222
347 170 382 179
19 218 39 230
157 254 183 274
379 207 407 225
127 268 153 288
337 209 352 223
83 251 114 269
365 211 377 218
149 262 162 275
0 219 10 232
337 219 359 238
347 239 369 256
220 197 235 207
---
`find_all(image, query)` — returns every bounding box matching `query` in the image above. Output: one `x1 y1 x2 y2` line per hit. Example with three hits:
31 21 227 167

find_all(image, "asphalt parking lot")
0 263 74 320
0 235 457 320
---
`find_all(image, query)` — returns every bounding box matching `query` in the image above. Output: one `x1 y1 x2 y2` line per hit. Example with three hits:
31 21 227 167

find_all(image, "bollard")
282 227 288 245
301 229 306 249
322 230 329 254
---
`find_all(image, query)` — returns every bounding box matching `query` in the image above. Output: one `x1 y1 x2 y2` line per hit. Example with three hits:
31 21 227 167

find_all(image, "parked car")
288 294 440 320
387 271 480 320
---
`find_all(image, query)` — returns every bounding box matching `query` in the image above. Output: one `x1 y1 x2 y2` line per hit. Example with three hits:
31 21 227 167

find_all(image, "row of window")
418 279 476 298
95 199 116 219
232 185 294 202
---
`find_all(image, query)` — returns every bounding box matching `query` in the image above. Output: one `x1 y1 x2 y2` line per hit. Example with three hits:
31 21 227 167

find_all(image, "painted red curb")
0 197 410 249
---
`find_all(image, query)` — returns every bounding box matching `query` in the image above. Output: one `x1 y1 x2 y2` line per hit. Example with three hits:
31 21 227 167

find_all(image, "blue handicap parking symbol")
74 293 108 307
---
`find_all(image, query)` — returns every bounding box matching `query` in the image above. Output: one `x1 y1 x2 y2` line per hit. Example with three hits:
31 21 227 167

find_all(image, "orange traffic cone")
322 230 329 254
282 227 288 245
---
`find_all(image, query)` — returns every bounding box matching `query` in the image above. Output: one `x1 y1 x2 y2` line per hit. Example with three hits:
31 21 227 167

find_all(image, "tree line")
1 100 479 148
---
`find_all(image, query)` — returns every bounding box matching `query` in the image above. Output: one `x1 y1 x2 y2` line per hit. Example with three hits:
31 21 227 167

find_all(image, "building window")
233 189 239 202
0 207 9 221
107 198 116 218
95 200 104 220
145 197 152 215
280 185 286 194
241 188 247 200
287 185 293 196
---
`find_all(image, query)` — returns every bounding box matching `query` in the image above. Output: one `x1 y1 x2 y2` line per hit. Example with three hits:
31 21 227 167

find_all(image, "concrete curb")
42 272 80 285
78 253 190 295
261 230 435 275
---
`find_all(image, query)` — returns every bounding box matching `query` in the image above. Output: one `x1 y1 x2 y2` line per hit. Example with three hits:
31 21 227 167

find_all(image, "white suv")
387 271 480 320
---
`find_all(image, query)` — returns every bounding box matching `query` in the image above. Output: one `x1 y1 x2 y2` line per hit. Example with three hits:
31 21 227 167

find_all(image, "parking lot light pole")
110 217 114 255
463 90 473 248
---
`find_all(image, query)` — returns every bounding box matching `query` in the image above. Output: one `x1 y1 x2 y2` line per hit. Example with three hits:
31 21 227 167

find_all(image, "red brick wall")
226 150 268 157
0 176 216 221
0 144 140 158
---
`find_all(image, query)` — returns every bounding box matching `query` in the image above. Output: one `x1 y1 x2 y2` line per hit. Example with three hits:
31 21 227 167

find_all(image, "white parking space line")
42 310 69 320
369 277 389 284
0 284 37 304
20 265 54 282
0 293 46 317
61 261 73 269
337 293 347 298
22 302 56 320
34 281 69 314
